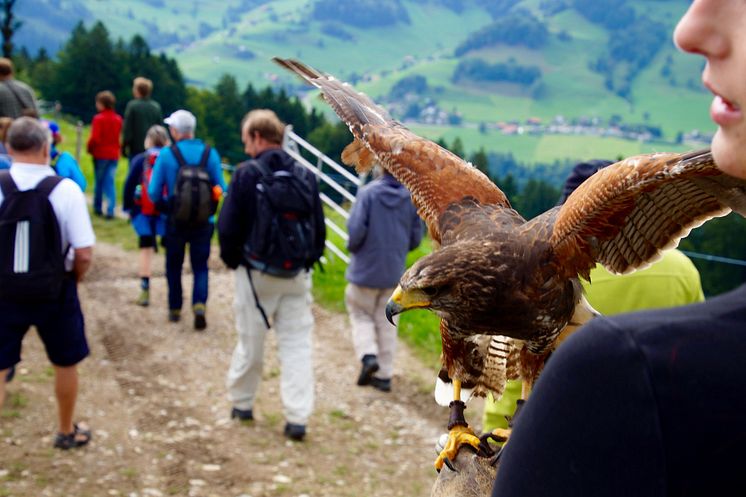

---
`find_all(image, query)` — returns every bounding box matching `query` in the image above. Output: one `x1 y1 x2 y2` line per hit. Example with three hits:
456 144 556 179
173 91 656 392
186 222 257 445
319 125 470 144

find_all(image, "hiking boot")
357 354 380 386
284 423 306 441
230 407 254 422
136 289 150 307
168 309 181 323
369 377 392 392
193 303 207 331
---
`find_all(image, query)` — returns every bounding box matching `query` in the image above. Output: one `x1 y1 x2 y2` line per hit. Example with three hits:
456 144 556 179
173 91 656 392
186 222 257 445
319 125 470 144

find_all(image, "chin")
711 130 746 180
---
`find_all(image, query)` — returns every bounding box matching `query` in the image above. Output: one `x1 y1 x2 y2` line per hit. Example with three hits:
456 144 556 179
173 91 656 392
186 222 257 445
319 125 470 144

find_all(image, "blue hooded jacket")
345 173 423 289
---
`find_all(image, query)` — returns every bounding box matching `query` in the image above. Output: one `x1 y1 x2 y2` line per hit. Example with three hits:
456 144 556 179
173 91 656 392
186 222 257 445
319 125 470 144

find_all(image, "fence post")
75 121 83 164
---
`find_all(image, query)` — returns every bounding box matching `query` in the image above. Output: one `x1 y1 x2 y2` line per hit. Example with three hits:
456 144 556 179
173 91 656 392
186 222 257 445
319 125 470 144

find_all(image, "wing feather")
274 57 511 243
550 149 746 279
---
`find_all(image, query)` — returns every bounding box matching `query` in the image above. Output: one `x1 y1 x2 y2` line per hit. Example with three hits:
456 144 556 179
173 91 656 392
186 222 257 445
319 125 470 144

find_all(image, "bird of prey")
274 57 746 471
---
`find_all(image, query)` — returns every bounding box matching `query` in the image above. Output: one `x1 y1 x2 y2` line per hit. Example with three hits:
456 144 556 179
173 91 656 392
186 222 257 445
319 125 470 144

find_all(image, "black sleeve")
492 319 666 497
122 153 145 214
218 163 255 269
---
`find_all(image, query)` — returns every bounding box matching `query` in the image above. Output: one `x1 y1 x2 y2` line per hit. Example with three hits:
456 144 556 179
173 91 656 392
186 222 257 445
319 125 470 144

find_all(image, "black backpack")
243 160 321 277
0 172 66 302
170 144 216 229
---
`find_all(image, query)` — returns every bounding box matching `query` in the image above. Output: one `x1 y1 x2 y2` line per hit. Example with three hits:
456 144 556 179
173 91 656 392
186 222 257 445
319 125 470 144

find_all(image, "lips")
707 85 742 127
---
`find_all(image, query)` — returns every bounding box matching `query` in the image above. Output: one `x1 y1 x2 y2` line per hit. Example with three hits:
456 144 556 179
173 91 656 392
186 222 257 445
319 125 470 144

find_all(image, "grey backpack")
170 144 216 229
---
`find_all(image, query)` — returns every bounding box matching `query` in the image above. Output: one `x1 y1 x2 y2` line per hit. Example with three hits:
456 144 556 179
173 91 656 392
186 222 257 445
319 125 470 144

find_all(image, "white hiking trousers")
226 266 315 425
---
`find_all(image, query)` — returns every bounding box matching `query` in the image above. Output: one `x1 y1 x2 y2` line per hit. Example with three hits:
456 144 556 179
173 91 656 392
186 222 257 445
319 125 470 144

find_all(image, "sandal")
53 423 92 450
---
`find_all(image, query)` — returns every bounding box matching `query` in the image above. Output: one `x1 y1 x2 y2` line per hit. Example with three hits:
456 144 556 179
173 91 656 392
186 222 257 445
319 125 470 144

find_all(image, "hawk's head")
385 240 529 331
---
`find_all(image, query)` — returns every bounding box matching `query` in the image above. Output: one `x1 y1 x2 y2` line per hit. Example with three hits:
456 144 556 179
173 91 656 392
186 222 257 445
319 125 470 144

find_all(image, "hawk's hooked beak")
385 285 431 325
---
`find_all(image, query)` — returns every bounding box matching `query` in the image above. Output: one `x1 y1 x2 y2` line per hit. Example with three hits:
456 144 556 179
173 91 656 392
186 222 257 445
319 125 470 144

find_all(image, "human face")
674 0 746 178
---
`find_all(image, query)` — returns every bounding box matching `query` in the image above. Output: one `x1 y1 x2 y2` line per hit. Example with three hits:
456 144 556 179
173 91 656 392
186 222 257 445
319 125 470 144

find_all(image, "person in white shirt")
0 117 95 450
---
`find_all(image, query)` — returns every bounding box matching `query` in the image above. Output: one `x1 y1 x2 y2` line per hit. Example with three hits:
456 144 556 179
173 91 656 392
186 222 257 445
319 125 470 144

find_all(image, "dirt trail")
0 242 485 497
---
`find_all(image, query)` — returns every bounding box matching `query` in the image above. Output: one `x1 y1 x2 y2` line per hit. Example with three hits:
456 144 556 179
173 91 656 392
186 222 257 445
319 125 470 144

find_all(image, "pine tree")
52 22 122 120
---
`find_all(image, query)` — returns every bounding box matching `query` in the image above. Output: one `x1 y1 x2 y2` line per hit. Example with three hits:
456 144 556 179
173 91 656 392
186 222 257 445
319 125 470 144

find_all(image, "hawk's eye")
421 286 439 298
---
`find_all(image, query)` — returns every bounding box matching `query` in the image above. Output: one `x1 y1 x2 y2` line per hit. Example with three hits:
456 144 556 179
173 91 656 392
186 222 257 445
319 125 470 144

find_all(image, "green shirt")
122 98 162 158
580 249 704 314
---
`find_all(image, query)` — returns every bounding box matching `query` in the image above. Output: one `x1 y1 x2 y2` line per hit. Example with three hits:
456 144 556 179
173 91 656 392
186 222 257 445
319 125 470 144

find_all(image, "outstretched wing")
550 149 746 279
274 57 510 243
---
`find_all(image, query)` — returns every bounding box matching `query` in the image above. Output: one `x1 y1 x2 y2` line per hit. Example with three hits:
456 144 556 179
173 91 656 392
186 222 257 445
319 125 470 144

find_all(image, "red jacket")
87 109 123 160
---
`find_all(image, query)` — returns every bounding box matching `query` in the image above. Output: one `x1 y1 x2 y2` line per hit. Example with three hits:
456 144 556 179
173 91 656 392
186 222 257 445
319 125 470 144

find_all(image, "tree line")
453 58 542 86
454 8 549 56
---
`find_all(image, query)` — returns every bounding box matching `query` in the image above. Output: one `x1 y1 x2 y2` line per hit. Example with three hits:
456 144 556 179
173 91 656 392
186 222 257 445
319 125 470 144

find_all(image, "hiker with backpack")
0 117 95 450
123 125 171 307
218 109 326 441
148 110 226 330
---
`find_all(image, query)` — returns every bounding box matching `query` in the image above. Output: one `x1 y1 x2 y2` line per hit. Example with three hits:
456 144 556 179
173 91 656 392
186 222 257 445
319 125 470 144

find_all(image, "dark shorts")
0 278 89 369
139 235 157 248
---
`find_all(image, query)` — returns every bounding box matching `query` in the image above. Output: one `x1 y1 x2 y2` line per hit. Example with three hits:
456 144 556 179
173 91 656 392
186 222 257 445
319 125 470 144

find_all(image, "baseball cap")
164 109 196 133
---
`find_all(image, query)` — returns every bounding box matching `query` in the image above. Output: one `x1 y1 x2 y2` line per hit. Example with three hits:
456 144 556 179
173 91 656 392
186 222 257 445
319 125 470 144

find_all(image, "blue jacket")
53 151 87 192
345 174 423 288
0 151 86 192
148 139 226 223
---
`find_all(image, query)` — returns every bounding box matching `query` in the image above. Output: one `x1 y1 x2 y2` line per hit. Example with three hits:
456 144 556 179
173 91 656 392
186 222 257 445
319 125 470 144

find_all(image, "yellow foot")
490 427 511 442
434 425 482 471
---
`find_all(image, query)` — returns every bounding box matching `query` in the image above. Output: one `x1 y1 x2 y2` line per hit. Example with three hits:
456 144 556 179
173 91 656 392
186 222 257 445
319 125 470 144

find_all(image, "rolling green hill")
18 0 713 163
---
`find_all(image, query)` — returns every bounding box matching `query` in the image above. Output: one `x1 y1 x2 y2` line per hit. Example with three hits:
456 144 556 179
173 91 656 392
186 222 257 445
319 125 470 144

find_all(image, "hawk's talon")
477 432 499 457
434 424 482 471
443 457 457 473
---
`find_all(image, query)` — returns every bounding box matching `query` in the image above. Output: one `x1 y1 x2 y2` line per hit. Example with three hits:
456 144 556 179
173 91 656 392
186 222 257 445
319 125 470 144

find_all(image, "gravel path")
0 242 486 497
